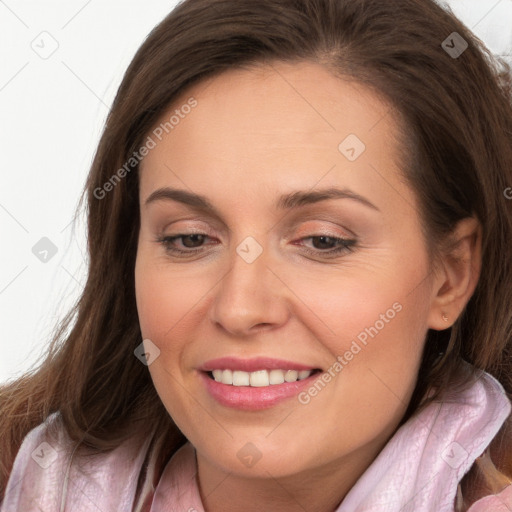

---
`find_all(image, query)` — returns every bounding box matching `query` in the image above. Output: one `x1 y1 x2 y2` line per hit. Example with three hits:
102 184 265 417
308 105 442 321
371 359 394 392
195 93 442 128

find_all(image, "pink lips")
198 357 322 410
199 356 317 372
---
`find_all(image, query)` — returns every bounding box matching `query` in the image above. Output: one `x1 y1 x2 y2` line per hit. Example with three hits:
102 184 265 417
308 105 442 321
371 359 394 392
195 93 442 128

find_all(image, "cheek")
279 254 431 423
134 255 206 427
293 284 429 460
283 262 429 360
135 255 207 343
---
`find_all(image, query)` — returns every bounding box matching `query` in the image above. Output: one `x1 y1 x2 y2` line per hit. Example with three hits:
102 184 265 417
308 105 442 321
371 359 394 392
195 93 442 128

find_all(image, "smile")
209 368 319 386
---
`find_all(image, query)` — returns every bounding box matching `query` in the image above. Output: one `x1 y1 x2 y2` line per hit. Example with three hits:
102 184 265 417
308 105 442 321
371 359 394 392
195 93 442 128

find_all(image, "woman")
1 0 511 510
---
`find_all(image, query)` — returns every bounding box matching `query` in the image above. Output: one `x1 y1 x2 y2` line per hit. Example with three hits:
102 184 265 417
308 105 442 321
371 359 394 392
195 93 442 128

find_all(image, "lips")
198 356 324 410
199 356 320 373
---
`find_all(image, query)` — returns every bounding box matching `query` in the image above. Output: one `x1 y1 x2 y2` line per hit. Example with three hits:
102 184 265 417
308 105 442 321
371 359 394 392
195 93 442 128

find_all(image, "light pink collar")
150 369 511 512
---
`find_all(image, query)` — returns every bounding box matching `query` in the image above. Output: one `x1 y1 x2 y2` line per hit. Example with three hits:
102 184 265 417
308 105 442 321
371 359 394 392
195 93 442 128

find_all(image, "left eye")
294 235 357 257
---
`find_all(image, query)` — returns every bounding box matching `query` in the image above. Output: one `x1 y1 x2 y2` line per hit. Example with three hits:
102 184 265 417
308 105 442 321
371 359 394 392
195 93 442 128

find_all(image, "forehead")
138 60 412 215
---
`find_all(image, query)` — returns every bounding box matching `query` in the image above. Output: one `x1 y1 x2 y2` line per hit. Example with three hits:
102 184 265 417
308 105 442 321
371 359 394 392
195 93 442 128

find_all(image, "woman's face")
135 61 440 484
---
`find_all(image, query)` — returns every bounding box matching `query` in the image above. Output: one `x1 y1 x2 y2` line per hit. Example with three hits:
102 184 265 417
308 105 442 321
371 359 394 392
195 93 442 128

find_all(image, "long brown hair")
2 0 511 504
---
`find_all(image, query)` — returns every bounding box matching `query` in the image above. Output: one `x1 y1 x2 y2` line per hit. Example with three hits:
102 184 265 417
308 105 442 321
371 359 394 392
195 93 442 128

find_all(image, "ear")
427 217 482 330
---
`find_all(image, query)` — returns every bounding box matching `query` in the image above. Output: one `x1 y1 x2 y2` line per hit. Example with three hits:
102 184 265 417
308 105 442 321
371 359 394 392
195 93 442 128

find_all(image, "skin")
135 60 481 512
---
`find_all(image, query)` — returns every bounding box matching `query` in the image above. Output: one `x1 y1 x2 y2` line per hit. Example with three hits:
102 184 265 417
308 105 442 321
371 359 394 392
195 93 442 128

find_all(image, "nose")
209 240 290 337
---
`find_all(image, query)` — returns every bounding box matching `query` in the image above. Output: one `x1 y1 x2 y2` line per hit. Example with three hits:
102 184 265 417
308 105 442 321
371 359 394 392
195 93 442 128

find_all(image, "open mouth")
206 368 323 387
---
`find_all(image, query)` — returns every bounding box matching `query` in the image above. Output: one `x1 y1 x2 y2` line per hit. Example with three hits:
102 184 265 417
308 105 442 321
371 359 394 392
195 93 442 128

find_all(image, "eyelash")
155 233 357 258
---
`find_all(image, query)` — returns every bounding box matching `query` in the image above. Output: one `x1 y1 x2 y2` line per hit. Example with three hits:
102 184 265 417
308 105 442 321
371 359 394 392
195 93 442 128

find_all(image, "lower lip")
199 371 322 410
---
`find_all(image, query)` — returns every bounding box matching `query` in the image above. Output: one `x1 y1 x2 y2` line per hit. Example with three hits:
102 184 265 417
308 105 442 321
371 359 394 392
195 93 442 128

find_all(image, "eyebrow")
144 186 380 213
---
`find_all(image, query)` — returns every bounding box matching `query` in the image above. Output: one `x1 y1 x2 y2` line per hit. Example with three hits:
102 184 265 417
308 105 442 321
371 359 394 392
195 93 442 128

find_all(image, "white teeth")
211 369 314 386
284 370 298 382
269 369 285 384
250 370 269 387
221 369 233 385
233 370 250 386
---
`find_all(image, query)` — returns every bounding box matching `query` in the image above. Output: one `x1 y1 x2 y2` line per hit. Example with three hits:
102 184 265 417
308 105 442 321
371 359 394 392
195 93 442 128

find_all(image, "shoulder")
0 412 74 511
454 371 512 510
1 413 154 512
458 415 512 510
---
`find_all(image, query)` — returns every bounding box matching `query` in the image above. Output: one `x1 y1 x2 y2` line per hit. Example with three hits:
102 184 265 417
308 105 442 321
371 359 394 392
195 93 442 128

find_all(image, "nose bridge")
210 234 287 334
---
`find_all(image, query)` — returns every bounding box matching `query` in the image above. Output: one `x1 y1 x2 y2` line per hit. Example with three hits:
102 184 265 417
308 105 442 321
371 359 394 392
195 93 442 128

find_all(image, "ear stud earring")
442 312 449 322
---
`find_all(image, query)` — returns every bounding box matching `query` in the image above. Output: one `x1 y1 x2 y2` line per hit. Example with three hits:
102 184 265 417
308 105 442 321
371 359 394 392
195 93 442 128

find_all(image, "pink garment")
2 366 511 512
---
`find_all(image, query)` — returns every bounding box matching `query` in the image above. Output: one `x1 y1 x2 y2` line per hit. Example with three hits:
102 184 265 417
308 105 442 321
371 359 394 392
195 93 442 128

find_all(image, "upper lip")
199 357 319 373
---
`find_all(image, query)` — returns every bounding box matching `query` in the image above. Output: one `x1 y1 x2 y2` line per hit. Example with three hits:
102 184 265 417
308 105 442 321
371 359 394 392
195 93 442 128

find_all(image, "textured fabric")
1 366 511 511
333 369 511 511
0 417 154 512
149 442 202 512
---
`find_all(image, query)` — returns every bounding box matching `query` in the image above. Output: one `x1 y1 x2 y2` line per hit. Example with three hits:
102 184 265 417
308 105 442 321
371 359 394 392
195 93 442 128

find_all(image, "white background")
1 0 511 384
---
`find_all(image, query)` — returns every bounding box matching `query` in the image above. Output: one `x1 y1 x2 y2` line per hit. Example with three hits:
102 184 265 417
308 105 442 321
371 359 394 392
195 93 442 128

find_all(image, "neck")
195 434 392 512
